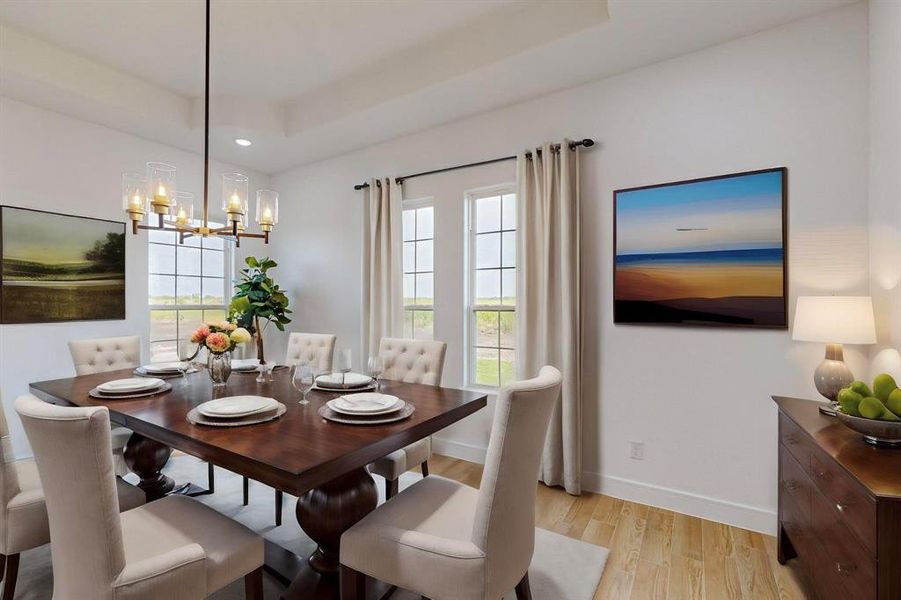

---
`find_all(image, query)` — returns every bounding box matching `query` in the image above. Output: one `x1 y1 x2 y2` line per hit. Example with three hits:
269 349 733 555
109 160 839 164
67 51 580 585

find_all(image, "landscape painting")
614 168 786 328
1 206 125 323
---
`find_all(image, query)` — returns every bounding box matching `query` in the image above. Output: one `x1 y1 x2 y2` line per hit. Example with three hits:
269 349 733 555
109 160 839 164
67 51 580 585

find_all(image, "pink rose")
205 332 230 354
190 326 210 343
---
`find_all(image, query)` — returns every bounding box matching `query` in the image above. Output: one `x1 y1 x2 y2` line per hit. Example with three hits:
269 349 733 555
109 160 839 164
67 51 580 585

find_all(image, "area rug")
15 456 608 599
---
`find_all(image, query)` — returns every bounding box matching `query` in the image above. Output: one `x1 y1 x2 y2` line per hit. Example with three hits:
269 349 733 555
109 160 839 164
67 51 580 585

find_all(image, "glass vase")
208 351 232 387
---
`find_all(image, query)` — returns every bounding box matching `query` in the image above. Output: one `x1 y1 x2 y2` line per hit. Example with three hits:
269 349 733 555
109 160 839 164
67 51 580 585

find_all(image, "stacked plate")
314 372 375 391
89 377 171 399
135 362 194 377
189 395 285 427
321 392 413 425
231 358 261 373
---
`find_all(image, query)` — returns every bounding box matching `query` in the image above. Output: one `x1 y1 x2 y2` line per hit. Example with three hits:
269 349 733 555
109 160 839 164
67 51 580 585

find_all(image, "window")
148 224 232 362
468 189 516 387
402 199 434 339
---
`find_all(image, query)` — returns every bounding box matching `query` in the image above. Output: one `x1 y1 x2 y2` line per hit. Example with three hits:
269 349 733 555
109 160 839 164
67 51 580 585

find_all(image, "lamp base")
813 343 854 402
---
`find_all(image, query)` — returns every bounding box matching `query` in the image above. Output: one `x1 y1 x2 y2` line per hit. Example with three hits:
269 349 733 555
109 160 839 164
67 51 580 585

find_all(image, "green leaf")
274 321 285 331
245 256 259 268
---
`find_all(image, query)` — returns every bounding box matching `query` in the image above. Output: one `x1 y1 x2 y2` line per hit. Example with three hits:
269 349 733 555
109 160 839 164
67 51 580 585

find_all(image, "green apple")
874 373 899 403
859 396 885 419
887 388 901 418
850 380 873 398
881 408 901 421
838 388 863 417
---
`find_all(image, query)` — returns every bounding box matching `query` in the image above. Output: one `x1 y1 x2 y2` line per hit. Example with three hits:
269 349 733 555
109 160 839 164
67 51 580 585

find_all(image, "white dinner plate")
141 362 188 374
315 372 373 389
97 377 165 393
197 395 278 418
329 393 402 415
231 358 260 372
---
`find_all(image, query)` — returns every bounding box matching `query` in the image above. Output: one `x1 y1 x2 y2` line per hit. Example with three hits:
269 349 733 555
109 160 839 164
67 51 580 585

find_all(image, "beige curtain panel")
516 140 582 495
361 177 405 360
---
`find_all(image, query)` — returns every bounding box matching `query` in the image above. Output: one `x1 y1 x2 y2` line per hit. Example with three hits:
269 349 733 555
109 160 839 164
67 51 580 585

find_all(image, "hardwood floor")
428 454 812 600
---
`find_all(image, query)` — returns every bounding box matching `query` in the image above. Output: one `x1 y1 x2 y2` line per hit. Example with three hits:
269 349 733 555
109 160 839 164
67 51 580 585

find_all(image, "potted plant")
189 321 252 386
229 256 291 380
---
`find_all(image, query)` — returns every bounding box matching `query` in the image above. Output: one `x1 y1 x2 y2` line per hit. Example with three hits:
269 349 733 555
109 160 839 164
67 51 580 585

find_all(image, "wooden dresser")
775 396 901 599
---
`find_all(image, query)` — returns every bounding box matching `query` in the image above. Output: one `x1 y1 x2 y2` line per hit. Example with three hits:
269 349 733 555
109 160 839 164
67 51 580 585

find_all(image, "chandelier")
121 0 277 246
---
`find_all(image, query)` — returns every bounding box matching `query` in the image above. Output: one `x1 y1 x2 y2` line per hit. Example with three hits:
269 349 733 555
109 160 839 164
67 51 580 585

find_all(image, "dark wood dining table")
29 368 488 599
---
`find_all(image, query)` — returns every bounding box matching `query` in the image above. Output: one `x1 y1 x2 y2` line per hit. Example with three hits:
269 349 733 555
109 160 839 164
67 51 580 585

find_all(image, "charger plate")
134 366 199 378
89 382 172 400
187 402 286 427
312 382 377 393
319 402 413 425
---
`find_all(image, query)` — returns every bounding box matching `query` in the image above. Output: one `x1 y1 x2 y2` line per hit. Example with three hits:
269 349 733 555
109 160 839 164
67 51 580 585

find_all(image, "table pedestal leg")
123 432 175 501
296 467 378 575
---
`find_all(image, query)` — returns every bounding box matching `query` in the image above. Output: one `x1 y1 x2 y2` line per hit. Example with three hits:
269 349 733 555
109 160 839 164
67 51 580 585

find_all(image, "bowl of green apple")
835 374 901 447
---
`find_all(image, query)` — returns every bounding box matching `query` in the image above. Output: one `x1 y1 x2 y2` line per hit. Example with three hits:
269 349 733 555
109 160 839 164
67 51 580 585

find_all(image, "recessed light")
234 138 252 147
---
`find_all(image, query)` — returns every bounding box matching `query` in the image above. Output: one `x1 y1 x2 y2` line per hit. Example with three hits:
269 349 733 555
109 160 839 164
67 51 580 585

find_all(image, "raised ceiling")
0 0 854 174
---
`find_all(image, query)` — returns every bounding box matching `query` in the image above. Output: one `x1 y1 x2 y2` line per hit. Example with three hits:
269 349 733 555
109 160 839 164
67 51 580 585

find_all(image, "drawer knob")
835 562 856 575
836 502 848 513
783 480 798 492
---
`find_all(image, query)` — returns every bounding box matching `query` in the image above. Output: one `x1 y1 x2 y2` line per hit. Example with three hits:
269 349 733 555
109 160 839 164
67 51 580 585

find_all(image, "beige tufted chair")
369 338 447 499
285 332 336 372
0 394 145 599
340 366 564 600
16 394 264 600
68 336 141 478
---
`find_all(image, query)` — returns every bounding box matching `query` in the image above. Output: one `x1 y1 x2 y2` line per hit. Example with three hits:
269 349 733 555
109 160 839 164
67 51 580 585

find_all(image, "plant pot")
208 351 232 387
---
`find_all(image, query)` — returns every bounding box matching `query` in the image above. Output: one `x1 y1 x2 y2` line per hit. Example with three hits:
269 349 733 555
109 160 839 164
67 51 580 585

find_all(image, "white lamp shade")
792 296 877 344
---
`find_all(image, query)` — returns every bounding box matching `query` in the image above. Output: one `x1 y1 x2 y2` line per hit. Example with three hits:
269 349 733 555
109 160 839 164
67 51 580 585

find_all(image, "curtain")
516 140 582 495
361 177 405 361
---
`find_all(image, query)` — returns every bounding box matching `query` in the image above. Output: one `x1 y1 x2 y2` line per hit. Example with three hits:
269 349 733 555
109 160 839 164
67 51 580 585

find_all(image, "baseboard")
584 471 777 535
432 436 488 464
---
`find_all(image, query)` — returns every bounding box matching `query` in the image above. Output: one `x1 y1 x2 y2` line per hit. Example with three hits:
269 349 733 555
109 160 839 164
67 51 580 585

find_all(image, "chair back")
0 396 22 550
471 366 562 593
15 395 125 599
378 338 447 385
285 332 336 372
68 335 141 375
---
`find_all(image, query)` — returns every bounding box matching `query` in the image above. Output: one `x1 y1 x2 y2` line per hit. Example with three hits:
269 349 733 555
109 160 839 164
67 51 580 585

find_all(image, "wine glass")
335 348 353 386
367 356 384 391
176 340 195 383
292 363 314 405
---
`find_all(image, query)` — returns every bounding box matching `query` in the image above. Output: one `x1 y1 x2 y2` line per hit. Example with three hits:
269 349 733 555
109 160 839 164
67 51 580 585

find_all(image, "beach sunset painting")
614 168 786 327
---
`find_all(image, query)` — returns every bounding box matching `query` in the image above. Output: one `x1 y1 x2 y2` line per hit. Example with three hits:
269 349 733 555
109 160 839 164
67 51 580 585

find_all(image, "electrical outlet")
629 441 645 460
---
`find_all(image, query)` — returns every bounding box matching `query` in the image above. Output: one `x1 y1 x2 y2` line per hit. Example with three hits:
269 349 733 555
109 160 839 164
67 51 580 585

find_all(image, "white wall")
869 0 901 379
0 97 269 458
268 4 870 533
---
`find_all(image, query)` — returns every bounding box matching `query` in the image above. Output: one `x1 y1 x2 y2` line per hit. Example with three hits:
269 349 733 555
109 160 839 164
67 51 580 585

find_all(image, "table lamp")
793 296 877 401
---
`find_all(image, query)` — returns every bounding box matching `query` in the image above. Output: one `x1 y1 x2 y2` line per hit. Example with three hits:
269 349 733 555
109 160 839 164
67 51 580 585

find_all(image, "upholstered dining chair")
241 331 337 526
0 395 145 600
340 366 563 600
16 394 264 600
368 338 447 499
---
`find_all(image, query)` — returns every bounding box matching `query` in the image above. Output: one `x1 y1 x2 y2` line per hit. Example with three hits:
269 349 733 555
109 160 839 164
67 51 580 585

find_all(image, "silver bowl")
835 411 901 447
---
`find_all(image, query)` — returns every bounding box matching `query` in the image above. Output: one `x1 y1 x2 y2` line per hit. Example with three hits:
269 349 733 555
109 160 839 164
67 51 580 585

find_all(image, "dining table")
29 367 488 599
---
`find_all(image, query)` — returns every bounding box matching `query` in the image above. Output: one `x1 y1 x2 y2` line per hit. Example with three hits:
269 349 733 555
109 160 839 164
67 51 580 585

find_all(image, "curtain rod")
353 138 594 190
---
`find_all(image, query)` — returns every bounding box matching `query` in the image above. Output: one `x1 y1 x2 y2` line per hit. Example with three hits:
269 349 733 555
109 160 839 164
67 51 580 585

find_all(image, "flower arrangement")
189 321 252 356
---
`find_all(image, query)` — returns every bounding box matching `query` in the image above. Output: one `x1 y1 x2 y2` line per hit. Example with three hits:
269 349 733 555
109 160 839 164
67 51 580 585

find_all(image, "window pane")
502 194 516 230
149 244 175 274
176 276 201 305
416 240 433 271
476 232 501 269
202 277 224 305
149 275 175 305
475 348 500 387
501 231 516 268
475 269 500 304
403 241 415 273
203 308 226 325
499 311 514 348
476 196 501 233
403 274 414 305
414 273 433 304
500 349 516 386
501 269 516 306
148 228 176 245
202 249 224 277
413 310 433 340
416 206 434 239
181 232 201 248
150 309 177 342
177 246 201 276
150 340 178 363
402 210 415 241
403 310 413 338
178 309 204 340
202 234 224 251
475 310 499 347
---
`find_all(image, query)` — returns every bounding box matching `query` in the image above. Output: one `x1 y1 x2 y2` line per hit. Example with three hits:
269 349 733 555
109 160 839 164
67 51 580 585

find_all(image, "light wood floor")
428 454 812 600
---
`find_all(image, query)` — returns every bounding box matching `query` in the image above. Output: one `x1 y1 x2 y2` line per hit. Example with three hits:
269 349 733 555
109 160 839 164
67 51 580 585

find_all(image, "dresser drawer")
811 489 876 599
809 451 877 555
780 448 812 524
780 413 817 473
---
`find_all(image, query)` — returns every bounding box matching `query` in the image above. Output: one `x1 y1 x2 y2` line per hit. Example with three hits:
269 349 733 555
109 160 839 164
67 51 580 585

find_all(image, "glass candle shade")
147 162 176 214
122 173 147 221
222 173 249 223
256 189 278 231
167 191 195 228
